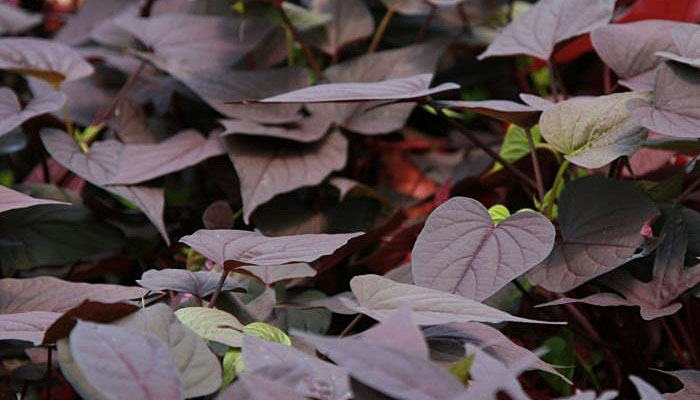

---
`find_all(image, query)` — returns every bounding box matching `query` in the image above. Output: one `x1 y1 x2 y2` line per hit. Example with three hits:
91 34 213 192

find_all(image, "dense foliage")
0 0 698 399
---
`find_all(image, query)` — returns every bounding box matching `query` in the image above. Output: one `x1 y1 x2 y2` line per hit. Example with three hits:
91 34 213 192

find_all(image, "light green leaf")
539 92 650 168
487 205 511 225
449 354 475 384
281 2 330 31
174 307 244 347
243 322 291 346
498 124 541 166
221 348 243 388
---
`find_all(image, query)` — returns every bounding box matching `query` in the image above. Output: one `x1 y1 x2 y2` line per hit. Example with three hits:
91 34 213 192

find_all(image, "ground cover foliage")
0 0 699 398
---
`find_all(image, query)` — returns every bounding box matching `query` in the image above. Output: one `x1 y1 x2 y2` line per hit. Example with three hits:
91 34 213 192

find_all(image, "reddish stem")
661 317 692 369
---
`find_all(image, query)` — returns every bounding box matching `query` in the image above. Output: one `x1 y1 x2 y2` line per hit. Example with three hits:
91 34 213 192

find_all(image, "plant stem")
526 129 545 202
369 5 397 53
661 317 692 369
276 4 321 75
673 312 699 367
434 106 539 191
544 159 569 219
90 59 147 128
208 269 230 308
339 314 363 338
61 103 74 135
415 4 437 42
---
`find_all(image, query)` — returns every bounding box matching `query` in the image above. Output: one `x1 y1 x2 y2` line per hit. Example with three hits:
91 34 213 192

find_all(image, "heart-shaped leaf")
627 61 700 138
346 274 561 325
539 91 649 168
311 0 374 57
116 304 222 398
529 175 658 292
0 38 94 84
137 269 243 298
359 306 429 359
219 372 310 400
654 24 700 67
479 0 616 61
0 88 66 137
238 263 317 286
174 307 244 347
591 20 682 90
0 185 68 213
412 197 555 301
226 129 348 223
180 229 361 268
68 321 183 400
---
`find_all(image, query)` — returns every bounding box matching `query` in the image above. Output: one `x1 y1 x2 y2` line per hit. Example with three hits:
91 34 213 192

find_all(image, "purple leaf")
137 269 243 298
41 129 169 244
0 38 94 84
539 92 649 168
412 197 555 301
630 375 665 400
238 263 317 286
294 331 465 400
220 373 310 400
115 304 222 398
242 335 352 400
174 67 308 124
0 185 68 213
519 93 555 110
113 14 274 71
54 0 138 46
112 100 157 144
0 3 41 35
346 274 562 325
359 305 430 360
0 276 147 313
219 114 333 143
106 130 226 185
202 200 234 230
529 175 658 293
423 322 571 383
627 61 700 138
591 20 682 91
311 0 374 57
655 369 700 400
41 301 139 345
226 129 348 223
0 88 65 137
0 311 60 345
69 321 183 400
478 0 616 61
434 99 543 128
655 24 700 67
179 229 362 268
250 74 458 103
555 391 618 400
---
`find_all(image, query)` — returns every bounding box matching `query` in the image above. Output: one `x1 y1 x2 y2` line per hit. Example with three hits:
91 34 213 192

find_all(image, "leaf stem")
276 3 321 76
339 314 363 338
434 106 539 191
415 4 437 42
661 317 692 369
208 269 230 308
544 159 569 219
526 128 545 202
90 59 147 128
673 312 699 367
369 4 397 53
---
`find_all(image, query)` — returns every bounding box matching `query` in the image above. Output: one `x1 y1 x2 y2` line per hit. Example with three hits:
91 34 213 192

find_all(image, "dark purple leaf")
226 129 348 223
529 175 658 293
0 276 147 313
296 331 465 400
174 67 308 124
0 185 67 213
423 322 570 382
434 99 543 128
0 3 41 35
112 100 157 144
116 304 222 398
250 74 458 103
180 229 361 268
238 263 317 286
219 114 333 143
242 335 352 400
113 14 274 71
359 305 429 359
479 0 616 60
0 38 94 84
54 0 138 46
69 321 183 400
347 274 560 325
202 200 235 230
0 88 65 137
412 197 555 301
591 20 682 90
41 129 169 244
137 269 243 297
311 0 374 56
539 91 649 168
106 130 226 185
655 369 700 400
627 61 700 138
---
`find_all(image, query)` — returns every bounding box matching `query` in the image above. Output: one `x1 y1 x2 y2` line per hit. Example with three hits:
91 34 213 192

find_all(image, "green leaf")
449 354 475 384
243 322 291 346
175 307 245 347
0 204 125 272
221 348 243 388
277 290 332 334
540 332 575 395
281 1 330 31
487 204 511 225
491 124 542 173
